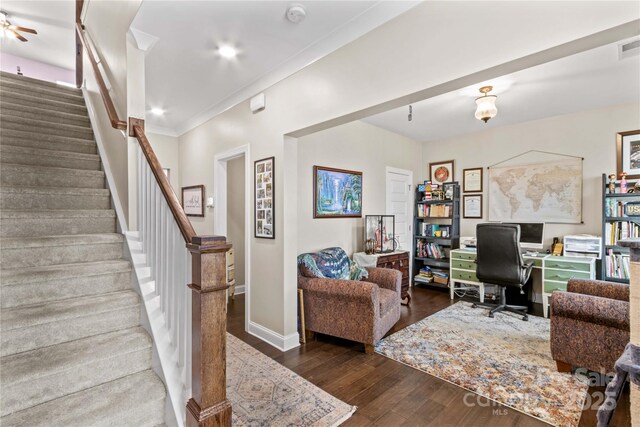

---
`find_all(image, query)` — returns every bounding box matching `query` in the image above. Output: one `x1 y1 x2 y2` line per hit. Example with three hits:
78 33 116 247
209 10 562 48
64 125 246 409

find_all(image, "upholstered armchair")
297 247 401 353
550 278 630 374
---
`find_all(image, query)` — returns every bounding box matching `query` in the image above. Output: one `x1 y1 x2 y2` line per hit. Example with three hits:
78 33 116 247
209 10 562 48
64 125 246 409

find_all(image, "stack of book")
416 240 446 259
414 266 433 283
432 269 449 285
417 204 451 218
605 221 640 245
605 249 630 279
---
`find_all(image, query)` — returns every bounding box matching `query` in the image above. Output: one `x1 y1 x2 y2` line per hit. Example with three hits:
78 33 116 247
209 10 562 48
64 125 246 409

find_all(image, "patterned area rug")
375 302 588 427
227 333 356 426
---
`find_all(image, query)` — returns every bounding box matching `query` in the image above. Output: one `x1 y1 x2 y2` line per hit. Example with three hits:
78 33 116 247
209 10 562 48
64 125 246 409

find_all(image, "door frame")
385 166 414 271
214 144 251 331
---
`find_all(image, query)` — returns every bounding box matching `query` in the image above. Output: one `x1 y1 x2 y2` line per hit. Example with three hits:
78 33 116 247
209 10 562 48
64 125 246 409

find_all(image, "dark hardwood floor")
226 286 630 426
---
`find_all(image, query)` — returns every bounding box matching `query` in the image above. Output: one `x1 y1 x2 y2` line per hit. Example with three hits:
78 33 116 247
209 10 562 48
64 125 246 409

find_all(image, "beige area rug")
227 333 356 426
375 302 588 427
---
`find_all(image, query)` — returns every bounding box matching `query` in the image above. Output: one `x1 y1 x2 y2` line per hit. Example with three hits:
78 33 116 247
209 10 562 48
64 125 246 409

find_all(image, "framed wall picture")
463 167 483 193
463 194 483 219
182 185 204 217
313 166 362 218
255 156 275 238
429 160 455 186
616 129 640 179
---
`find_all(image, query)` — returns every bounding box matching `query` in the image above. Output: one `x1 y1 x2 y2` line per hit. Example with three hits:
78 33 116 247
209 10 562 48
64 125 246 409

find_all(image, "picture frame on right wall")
463 194 483 219
463 167 483 193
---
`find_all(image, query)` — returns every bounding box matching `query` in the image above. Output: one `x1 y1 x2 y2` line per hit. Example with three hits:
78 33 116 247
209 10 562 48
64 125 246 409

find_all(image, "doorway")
385 167 413 251
214 145 251 331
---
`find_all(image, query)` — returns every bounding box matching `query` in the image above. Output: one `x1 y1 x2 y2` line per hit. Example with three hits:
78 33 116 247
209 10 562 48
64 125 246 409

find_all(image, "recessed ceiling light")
151 108 165 116
218 45 237 59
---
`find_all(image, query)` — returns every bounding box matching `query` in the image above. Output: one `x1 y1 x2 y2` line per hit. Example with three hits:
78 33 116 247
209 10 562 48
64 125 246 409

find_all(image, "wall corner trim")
247 321 300 352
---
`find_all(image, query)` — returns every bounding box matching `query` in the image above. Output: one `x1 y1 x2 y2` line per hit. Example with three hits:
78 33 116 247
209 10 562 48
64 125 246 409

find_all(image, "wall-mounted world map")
488 158 582 223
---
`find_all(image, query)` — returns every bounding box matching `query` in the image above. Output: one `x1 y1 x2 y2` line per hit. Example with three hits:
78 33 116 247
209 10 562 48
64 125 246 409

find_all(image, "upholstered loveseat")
297 247 401 353
550 278 630 373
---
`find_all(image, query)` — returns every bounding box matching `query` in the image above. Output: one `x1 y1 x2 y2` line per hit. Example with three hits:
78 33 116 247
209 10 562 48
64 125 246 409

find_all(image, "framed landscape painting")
313 166 362 218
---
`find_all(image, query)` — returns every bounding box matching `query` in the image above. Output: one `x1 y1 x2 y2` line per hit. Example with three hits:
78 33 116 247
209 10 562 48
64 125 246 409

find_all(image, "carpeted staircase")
0 71 166 426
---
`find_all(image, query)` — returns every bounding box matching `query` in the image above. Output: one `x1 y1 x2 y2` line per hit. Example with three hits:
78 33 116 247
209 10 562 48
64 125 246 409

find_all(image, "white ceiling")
131 1 418 136
363 38 640 142
0 1 74 70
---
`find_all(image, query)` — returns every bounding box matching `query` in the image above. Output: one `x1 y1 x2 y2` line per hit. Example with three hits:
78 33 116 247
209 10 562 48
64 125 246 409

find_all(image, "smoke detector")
286 4 306 24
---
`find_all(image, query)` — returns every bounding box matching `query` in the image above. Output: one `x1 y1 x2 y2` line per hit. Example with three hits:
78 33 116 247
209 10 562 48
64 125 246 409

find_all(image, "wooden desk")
449 249 595 317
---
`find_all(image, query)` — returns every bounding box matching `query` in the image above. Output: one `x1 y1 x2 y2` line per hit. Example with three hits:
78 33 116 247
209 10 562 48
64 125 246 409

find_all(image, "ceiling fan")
0 11 37 42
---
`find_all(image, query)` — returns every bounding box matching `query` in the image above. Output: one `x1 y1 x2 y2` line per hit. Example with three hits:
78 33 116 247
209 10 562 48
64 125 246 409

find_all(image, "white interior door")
386 167 413 251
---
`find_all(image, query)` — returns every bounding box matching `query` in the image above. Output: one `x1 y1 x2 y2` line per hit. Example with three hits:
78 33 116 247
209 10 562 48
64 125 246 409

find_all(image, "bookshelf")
601 173 640 283
413 183 460 288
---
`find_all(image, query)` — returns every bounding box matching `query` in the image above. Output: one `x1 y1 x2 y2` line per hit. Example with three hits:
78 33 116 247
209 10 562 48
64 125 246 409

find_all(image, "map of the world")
488 158 582 223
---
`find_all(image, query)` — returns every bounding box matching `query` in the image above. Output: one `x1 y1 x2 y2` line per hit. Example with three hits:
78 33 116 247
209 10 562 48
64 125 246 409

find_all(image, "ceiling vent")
619 38 640 60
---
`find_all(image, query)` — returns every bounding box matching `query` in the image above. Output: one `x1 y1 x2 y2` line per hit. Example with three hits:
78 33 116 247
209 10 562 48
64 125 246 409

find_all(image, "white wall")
0 52 74 84
227 157 245 288
178 2 638 342
147 132 180 193
297 120 421 256
423 102 640 248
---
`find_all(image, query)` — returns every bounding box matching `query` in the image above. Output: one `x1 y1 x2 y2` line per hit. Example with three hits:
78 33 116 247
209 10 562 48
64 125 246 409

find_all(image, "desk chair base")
472 286 528 321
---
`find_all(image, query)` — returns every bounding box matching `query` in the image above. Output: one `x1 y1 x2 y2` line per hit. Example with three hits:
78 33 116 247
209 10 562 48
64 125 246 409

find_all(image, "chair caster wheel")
522 315 529 321
472 303 478 308
488 312 494 318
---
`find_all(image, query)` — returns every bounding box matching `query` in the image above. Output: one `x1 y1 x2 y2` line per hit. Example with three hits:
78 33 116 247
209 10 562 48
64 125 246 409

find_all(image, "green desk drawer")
526 258 543 268
451 259 477 271
452 269 480 283
452 251 476 261
543 260 591 272
543 269 591 282
544 280 567 294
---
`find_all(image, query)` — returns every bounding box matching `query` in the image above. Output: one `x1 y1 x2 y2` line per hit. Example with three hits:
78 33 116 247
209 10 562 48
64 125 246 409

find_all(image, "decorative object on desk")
474 85 498 123
609 174 617 194
181 185 204 217
365 215 395 253
313 166 362 218
488 151 582 223
462 194 482 218
375 302 587 427
463 167 483 193
552 242 563 256
624 202 640 216
616 129 640 179
364 238 376 254
227 333 357 426
620 171 628 193
255 156 275 238
428 160 454 186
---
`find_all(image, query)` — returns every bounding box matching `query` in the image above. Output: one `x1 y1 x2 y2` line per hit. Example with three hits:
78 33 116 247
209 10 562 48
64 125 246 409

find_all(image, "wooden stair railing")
75 1 232 424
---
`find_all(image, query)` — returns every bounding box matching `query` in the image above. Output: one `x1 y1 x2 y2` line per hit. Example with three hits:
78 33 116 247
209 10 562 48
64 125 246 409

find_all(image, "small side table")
354 251 411 305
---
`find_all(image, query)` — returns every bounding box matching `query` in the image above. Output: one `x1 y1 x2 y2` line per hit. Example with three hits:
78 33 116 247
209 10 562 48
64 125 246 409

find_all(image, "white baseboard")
247 321 300 352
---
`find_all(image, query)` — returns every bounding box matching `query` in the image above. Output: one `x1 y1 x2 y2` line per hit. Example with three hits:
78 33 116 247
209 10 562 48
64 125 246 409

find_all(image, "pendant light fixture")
475 85 498 123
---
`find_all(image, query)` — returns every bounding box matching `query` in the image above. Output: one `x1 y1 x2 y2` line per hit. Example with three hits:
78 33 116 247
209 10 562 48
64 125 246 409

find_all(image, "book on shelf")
416 239 448 259
417 204 451 218
419 223 451 238
604 198 640 217
605 249 630 279
605 221 640 245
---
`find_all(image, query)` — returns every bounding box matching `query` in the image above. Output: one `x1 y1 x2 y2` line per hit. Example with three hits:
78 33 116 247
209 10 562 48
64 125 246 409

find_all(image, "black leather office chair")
473 223 534 321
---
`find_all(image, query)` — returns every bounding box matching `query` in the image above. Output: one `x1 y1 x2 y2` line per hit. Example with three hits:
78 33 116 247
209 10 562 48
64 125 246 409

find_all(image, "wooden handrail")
132 124 196 243
75 22 126 130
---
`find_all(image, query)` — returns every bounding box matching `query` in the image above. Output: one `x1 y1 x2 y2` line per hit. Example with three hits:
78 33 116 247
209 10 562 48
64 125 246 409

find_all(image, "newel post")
186 236 232 427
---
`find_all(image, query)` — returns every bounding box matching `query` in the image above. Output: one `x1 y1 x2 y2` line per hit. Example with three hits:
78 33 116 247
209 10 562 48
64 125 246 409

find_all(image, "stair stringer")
82 87 190 427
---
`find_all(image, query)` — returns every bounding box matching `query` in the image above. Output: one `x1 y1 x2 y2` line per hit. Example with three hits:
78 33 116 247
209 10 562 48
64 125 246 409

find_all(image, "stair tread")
1 327 151 386
1 163 103 176
1 259 131 284
1 80 85 101
0 128 95 145
0 72 82 93
0 113 92 132
1 210 115 219
0 144 99 161
0 290 139 331
0 100 88 118
0 186 109 195
1 233 123 249
0 369 165 427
